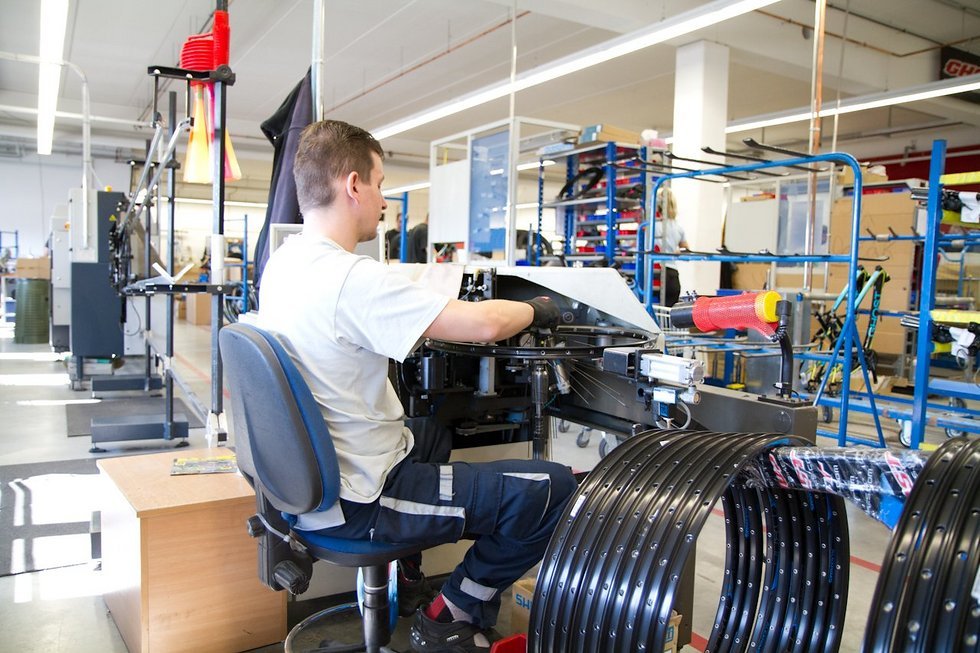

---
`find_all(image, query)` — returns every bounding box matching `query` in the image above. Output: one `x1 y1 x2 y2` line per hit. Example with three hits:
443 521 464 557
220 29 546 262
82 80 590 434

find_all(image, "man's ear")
344 171 359 203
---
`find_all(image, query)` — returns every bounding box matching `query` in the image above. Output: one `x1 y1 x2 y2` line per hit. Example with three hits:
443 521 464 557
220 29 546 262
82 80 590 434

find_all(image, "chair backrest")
219 322 341 516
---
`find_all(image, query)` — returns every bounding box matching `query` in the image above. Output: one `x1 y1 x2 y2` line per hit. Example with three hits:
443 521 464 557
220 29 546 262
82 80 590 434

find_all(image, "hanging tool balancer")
670 291 798 399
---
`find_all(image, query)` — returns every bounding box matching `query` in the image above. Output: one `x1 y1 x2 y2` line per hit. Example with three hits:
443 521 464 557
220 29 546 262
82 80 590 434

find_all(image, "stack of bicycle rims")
863 436 980 652
528 430 850 653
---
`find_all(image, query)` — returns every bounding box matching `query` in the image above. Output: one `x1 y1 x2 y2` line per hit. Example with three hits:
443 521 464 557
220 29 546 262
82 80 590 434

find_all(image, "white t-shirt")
256 233 450 510
655 218 686 271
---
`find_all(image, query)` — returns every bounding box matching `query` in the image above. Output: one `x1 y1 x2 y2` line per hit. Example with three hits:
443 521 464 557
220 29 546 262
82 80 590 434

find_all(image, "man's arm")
424 296 560 343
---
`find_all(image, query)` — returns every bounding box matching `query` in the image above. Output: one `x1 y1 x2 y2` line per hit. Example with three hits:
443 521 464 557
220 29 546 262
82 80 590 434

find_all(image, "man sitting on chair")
257 120 577 653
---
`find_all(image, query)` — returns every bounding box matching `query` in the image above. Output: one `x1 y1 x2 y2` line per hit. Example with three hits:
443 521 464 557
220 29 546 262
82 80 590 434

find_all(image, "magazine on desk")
171 453 238 476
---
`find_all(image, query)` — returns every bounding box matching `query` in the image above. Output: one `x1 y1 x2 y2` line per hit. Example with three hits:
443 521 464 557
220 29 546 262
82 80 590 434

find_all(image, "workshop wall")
0 152 130 256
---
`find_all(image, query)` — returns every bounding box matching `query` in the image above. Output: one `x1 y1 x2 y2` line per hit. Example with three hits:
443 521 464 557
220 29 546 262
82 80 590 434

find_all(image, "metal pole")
65 61 93 252
803 0 826 291
530 361 551 460
144 85 159 396
399 193 409 262
910 140 946 449
504 1 519 266
143 151 153 394
312 0 325 121
165 91 177 438
210 76 227 445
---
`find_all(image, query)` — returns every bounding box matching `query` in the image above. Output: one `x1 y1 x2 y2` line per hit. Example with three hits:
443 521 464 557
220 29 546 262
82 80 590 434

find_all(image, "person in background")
384 211 402 260
405 213 429 263
257 120 576 653
656 186 689 307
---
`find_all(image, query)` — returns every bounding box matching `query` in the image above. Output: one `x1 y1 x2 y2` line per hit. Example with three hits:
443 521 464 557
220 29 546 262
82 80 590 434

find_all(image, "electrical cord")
123 296 142 336
673 400 692 429
557 166 604 201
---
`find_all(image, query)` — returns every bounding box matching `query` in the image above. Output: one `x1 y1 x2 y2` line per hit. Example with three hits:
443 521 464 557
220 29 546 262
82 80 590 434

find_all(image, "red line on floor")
173 351 231 399
850 555 882 573
689 630 708 651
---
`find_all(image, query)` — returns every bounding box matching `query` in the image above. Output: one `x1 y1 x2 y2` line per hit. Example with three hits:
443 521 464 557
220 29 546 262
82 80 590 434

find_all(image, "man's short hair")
294 120 385 213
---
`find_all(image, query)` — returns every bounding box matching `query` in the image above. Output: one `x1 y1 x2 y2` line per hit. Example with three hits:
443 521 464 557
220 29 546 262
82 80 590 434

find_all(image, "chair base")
285 562 402 653
285 601 399 653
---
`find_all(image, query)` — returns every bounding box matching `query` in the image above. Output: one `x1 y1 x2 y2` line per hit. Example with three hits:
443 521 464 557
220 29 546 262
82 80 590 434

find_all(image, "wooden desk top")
97 449 255 518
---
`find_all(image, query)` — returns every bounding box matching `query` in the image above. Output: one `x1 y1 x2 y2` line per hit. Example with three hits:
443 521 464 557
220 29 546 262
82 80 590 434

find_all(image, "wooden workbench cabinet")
99 451 285 653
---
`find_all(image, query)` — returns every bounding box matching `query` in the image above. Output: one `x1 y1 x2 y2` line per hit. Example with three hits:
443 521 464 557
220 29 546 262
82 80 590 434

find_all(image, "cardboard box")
578 123 641 145
509 576 535 636
837 164 888 187
224 261 253 284
185 292 210 326
15 257 50 279
663 611 682 653
827 193 918 356
731 262 770 291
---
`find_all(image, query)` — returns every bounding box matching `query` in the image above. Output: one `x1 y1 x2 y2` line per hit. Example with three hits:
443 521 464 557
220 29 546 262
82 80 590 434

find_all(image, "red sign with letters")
941 46 980 105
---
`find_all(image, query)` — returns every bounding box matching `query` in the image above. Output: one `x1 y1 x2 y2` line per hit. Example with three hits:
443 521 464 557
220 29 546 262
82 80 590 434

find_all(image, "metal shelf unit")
0 229 18 265
536 141 647 280
799 144 980 449
641 144 980 449
640 151 889 448
0 229 17 322
222 214 251 318
908 140 980 449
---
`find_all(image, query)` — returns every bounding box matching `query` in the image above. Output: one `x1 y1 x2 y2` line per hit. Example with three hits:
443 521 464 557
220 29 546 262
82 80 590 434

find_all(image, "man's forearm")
424 299 533 342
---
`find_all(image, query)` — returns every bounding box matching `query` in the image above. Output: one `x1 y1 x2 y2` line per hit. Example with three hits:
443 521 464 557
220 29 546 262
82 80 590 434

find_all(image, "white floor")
0 317 942 651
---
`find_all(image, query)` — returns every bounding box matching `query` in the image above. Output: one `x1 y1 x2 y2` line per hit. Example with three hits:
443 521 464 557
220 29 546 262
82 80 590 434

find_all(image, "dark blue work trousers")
313 417 578 628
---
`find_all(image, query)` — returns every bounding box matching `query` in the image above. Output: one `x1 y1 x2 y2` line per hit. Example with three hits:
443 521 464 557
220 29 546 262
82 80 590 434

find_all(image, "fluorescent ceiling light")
371 0 780 141
37 0 70 155
491 160 557 175
518 159 556 171
160 197 269 208
726 73 980 134
384 181 431 194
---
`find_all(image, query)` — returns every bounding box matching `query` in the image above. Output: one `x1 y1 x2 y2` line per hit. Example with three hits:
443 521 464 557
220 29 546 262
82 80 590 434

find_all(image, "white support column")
672 40 729 296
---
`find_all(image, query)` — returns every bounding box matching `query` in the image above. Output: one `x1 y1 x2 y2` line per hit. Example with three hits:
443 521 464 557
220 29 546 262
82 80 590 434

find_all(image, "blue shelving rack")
223 214 250 316
383 192 409 262
640 151 889 447
907 140 980 449
536 141 647 282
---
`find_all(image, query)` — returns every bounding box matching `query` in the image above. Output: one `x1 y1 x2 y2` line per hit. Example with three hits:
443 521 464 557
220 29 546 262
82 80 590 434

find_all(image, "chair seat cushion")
295 529 435 567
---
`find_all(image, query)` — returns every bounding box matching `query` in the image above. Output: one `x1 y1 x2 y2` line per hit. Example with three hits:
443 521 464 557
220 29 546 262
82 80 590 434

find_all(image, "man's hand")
524 296 561 330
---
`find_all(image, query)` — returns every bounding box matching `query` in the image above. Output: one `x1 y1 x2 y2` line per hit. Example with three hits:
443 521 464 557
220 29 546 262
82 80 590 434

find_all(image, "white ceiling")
1 0 979 185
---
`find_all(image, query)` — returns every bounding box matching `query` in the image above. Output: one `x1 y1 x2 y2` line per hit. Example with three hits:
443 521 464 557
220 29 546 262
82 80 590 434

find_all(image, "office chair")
219 322 431 653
